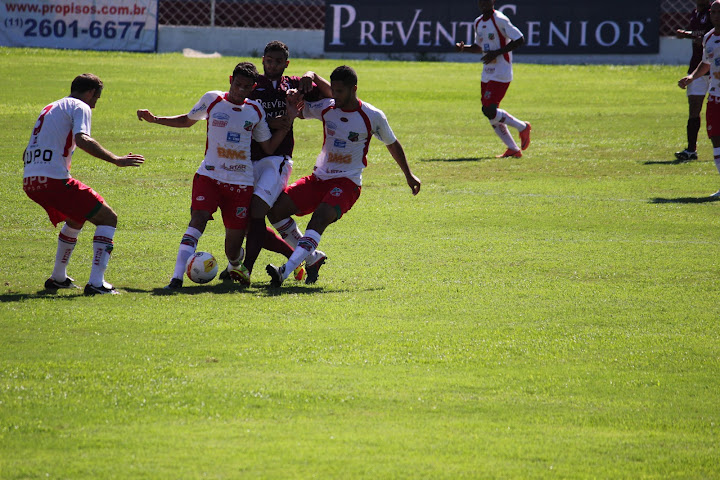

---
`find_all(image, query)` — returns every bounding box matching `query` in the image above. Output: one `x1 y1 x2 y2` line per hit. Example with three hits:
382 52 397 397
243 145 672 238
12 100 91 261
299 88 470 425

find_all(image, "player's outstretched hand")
455 41 466 52
136 109 155 122
114 153 145 167
407 173 421 196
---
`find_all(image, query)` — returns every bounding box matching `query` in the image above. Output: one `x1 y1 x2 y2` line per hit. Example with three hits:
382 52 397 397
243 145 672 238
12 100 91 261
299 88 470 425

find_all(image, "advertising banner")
325 0 659 54
1 0 157 52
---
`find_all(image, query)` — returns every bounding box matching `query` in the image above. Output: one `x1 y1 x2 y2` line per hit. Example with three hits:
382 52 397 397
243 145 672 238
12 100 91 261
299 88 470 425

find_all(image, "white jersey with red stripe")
474 10 524 83
702 28 720 98
23 96 92 180
187 91 272 186
302 98 397 186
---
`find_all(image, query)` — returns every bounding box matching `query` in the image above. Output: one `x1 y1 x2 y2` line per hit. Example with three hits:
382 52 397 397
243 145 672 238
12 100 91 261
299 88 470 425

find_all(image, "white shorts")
253 155 293 206
687 75 710 97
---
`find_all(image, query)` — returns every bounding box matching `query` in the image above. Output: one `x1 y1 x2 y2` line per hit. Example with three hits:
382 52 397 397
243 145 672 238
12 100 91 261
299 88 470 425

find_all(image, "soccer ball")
185 251 218 284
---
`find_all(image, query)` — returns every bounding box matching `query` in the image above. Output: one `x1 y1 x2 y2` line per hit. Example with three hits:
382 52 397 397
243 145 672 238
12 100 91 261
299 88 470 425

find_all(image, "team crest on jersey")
243 121 253 131
489 33 495 40
236 207 247 218
348 132 360 142
330 187 343 197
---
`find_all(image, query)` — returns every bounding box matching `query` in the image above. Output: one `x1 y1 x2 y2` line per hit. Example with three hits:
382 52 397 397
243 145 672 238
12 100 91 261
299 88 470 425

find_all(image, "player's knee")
482 105 497 120
90 203 117 227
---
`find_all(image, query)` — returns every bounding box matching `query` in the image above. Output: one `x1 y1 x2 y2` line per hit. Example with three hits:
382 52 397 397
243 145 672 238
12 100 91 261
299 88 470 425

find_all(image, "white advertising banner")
1 0 157 52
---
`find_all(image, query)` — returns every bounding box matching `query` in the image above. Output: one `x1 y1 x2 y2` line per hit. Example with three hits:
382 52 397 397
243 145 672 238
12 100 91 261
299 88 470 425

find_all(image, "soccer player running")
675 0 712 161
222 40 332 284
136 62 295 290
23 73 145 295
455 0 531 158
265 65 421 287
679 0 720 197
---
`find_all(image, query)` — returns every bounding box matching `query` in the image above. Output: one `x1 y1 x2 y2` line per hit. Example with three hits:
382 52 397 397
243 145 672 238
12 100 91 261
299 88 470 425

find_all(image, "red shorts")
481 81 511 107
24 176 104 227
707 96 720 138
191 173 253 230
285 174 361 219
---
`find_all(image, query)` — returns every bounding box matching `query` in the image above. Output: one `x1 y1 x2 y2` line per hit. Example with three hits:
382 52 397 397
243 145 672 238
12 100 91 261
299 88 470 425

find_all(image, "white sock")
172 226 203 280
88 225 116 287
281 229 321 280
714 147 720 174
494 109 526 131
491 122 519 150
272 218 302 249
52 224 81 281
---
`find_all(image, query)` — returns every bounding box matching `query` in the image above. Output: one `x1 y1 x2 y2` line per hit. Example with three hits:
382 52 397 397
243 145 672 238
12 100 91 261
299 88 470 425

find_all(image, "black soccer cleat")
266 264 285 288
674 149 697 161
305 254 326 285
164 278 183 291
44 276 79 290
84 283 119 296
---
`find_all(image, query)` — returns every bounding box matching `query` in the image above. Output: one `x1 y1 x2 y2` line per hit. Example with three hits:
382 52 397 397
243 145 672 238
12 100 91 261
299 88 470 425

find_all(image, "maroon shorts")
24 176 104 227
707 96 720 138
191 173 253 230
481 81 511 107
285 174 361 219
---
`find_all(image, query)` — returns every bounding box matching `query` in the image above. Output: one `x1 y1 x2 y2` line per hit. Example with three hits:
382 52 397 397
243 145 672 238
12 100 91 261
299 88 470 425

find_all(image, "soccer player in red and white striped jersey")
455 0 531 158
23 73 145 295
265 65 421 287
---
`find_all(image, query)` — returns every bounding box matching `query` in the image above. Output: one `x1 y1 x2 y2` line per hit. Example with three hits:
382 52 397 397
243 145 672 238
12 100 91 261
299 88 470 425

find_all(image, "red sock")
264 226 293 258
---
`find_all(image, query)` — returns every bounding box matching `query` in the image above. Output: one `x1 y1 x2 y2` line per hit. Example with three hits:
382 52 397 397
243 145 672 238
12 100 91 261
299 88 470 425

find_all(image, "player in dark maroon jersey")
675 0 712 161
220 40 331 284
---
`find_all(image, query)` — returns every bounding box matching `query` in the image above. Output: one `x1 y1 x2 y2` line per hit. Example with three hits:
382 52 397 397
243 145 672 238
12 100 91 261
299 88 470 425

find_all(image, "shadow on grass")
0 282 381 302
650 196 720 204
643 159 694 165
0 289 79 303
421 157 492 162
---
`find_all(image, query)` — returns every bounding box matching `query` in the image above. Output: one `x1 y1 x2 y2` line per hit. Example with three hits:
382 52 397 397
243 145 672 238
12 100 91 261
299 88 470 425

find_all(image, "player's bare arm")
679 62 711 89
481 37 524 64
74 133 145 167
136 110 198 128
386 140 421 196
258 116 294 155
299 71 332 97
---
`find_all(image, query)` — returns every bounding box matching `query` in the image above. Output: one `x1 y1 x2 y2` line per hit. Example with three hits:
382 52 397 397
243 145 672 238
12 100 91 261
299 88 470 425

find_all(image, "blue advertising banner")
1 0 158 52
325 0 659 54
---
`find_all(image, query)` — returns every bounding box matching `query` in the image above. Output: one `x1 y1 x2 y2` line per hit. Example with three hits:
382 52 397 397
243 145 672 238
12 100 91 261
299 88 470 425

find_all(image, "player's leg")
268 204 334 287
166 174 218 289
24 177 95 291
677 77 709 161
267 178 359 286
217 183 253 285
47 218 83 290
84 202 120 295
706 97 720 197
481 83 520 156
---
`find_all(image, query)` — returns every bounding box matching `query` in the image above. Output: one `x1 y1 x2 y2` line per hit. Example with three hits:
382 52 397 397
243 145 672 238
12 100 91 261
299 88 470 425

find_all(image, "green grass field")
1 48 719 479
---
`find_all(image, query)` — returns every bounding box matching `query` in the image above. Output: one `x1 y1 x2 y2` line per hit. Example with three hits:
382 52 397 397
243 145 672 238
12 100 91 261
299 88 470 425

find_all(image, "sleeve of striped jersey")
187 91 222 121
71 102 92 137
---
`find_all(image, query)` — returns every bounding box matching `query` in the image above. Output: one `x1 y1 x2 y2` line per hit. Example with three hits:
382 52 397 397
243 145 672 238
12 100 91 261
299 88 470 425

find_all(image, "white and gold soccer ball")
185 251 218 284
